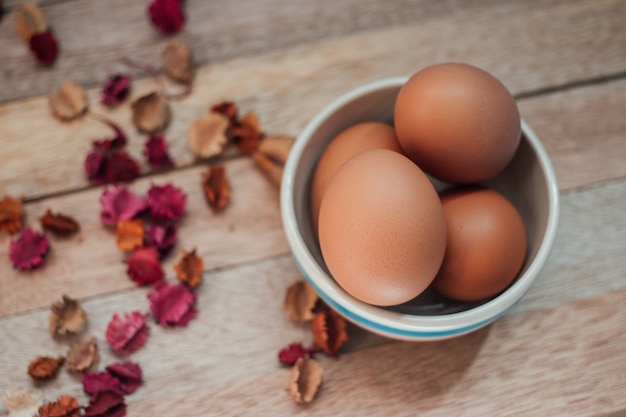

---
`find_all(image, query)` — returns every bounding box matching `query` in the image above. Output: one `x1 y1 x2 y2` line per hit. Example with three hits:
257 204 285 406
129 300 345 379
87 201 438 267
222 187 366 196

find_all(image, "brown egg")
310 122 403 233
394 63 521 183
431 187 527 302
318 149 446 306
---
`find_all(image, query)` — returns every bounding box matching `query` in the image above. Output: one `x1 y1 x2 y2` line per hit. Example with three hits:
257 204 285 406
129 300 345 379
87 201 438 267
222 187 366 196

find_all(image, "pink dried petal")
144 135 174 169
85 150 107 183
29 30 59 66
105 312 150 355
84 390 126 417
101 75 132 106
148 0 184 34
105 362 142 394
147 224 177 257
278 342 318 366
127 247 164 286
83 371 122 395
9 227 49 270
148 282 197 326
147 183 186 223
105 151 140 184
100 186 147 226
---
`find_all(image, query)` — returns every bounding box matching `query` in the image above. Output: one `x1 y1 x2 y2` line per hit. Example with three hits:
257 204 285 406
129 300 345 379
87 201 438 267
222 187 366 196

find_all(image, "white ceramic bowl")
280 77 559 341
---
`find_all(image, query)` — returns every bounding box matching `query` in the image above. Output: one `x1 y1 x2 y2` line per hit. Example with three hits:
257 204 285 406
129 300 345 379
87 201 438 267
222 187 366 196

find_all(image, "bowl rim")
280 77 560 340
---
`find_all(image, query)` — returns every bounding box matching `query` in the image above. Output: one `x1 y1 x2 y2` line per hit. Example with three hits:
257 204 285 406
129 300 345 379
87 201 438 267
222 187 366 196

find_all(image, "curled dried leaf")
162 39 193 84
131 92 171 133
231 112 262 155
14 2 48 42
0 195 24 234
201 165 231 210
40 209 80 236
39 395 80 417
284 280 319 322
252 135 294 187
49 82 88 122
65 337 99 373
187 112 229 158
27 356 64 381
174 248 204 288
287 356 323 404
311 308 348 357
116 219 145 251
2 387 43 417
50 295 88 336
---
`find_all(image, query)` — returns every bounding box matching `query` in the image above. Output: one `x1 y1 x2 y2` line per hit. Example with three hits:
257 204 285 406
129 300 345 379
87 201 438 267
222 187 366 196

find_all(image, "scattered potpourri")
162 38 193 84
146 183 186 223
147 223 177 257
13 2 59 66
131 92 171 133
148 0 185 34
65 337 99 373
311 308 348 357
148 281 198 326
126 246 164 286
284 280 319 322
105 312 150 355
252 135 295 187
83 389 126 417
201 165 231 210
278 342 319 367
174 248 204 288
0 195 24 234
187 112 230 158
287 356 324 405
116 219 145 251
50 295 88 336
100 186 147 226
40 209 80 236
9 227 49 270
39 394 80 417
2 387 43 417
105 362 143 394
83 372 123 396
27 356 64 381
48 81 88 121
144 135 175 169
101 74 132 106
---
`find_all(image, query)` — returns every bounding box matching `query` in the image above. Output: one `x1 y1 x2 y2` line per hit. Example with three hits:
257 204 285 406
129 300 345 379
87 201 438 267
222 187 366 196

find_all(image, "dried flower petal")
144 135 174 169
49 82 88 121
252 135 295 188
91 117 128 150
85 150 107 183
101 74 131 106
210 101 238 126
148 0 185 34
147 224 177 256
126 247 164 286
311 309 348 357
284 280 319 322
286 356 323 404
83 390 126 417
105 312 150 355
162 39 192 83
100 186 147 227
0 195 24 234
27 356 64 381
116 219 144 251
9 227 49 271
14 2 48 42
231 112 262 155
147 183 186 223
187 112 229 158
49 295 88 336
201 165 231 211
105 362 143 394
65 337 99 373
104 151 141 184
83 372 122 395
278 342 318 367
40 210 80 237
131 92 170 133
173 248 203 288
29 30 59 66
148 282 197 326
39 395 80 417
2 387 43 417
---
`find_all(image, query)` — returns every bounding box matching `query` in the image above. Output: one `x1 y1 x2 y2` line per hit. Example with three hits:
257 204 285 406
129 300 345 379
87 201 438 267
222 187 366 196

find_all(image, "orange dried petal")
39 395 80 417
49 295 88 336
284 280 319 322
27 356 65 381
162 39 193 84
131 92 171 133
187 112 229 158
116 219 145 251
65 337 99 373
0 195 24 234
311 309 348 357
286 356 323 404
201 165 231 210
231 112 262 155
174 248 204 288
49 82 88 121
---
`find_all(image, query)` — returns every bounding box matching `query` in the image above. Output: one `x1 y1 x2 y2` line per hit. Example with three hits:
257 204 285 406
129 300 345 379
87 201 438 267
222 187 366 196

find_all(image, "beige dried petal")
2 388 43 417
65 337 99 373
284 280 319 322
14 2 48 42
131 92 171 133
49 295 88 336
287 356 323 404
187 112 229 158
252 135 294 187
49 82 88 122
162 39 193 84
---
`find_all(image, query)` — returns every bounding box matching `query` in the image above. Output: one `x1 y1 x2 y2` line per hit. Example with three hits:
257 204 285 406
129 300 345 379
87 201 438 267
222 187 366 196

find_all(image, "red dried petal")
148 282 197 326
9 227 49 270
126 246 164 286
85 150 107 183
147 223 177 257
83 372 122 395
101 74 132 106
105 312 150 355
278 342 318 366
29 30 59 66
144 135 174 169
148 0 185 34
105 362 143 394
84 390 126 417
100 186 147 227
105 151 141 184
147 183 186 223
40 210 80 236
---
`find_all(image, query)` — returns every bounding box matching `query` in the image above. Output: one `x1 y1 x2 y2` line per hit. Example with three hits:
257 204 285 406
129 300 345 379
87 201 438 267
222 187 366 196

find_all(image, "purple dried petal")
148 282 197 326
9 227 50 270
29 30 59 66
101 74 132 106
147 224 177 257
148 0 185 34
100 186 147 226
105 362 143 394
147 183 186 223
83 371 122 395
143 135 174 169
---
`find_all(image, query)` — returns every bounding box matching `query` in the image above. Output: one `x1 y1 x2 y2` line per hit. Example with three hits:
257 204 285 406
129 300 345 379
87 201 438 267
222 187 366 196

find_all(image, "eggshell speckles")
318 149 446 306
394 63 521 183
431 187 527 302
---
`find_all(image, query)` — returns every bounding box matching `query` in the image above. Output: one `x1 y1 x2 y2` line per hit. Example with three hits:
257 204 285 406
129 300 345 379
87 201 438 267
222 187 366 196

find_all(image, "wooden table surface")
1 0 625 415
